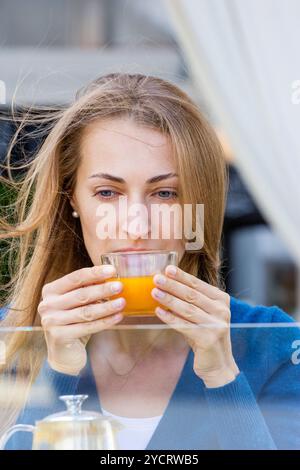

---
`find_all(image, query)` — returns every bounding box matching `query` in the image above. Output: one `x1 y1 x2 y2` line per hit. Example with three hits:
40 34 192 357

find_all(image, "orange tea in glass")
100 250 178 316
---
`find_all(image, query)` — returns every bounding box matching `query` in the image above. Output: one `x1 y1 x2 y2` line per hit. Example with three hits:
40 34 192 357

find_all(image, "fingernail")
102 265 115 275
113 313 123 321
153 288 166 299
104 312 122 324
112 298 125 308
154 274 166 285
111 281 122 293
156 307 169 316
166 265 177 276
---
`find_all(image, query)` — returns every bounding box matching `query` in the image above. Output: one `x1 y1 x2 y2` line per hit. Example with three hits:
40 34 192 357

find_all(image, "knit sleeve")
203 371 276 449
203 305 300 450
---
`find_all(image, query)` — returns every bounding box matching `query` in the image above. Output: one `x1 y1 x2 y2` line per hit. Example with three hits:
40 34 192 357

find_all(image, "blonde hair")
0 73 228 433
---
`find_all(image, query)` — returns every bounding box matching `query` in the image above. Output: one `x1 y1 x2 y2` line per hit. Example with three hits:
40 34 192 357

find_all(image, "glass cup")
99 250 178 316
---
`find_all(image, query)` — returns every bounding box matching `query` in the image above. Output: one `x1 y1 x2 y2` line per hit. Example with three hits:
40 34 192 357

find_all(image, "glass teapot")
0 394 123 450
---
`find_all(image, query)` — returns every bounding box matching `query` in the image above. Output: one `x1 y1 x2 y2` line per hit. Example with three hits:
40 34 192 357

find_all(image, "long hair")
0 73 228 433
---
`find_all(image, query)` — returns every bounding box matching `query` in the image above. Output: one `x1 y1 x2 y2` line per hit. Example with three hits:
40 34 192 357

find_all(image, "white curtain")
165 0 300 268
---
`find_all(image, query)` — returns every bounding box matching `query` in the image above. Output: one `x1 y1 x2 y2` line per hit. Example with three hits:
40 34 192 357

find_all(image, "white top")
102 407 163 450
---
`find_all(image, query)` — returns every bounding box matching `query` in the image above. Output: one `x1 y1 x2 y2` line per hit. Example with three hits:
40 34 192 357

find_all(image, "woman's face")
70 118 185 265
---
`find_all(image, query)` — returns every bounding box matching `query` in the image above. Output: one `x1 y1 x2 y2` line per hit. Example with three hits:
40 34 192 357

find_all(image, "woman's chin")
118 314 165 326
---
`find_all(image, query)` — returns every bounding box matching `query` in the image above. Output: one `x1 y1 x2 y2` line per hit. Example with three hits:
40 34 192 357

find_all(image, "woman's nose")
120 201 151 240
124 220 149 240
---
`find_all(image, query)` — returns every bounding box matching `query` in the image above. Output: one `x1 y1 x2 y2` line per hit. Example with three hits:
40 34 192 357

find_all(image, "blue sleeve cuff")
203 371 276 449
41 359 81 394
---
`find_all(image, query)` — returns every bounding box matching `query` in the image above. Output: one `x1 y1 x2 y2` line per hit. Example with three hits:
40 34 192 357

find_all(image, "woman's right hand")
37 265 125 376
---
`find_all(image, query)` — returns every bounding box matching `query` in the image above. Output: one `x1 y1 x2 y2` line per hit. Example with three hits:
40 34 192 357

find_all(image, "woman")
0 73 299 450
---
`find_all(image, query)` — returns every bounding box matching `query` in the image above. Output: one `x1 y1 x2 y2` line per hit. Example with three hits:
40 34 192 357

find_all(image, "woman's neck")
87 322 188 364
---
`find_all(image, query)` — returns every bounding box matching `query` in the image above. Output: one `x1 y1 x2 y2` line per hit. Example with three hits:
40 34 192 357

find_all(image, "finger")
41 279 123 311
42 264 117 297
164 265 222 300
49 312 124 341
155 307 226 348
41 297 126 327
153 274 215 313
151 287 212 324
155 307 202 341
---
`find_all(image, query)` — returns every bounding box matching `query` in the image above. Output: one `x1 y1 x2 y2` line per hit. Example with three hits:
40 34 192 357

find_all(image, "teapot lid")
40 395 118 425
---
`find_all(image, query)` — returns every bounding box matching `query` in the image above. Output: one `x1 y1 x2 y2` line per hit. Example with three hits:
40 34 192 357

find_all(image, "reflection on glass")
0 319 300 450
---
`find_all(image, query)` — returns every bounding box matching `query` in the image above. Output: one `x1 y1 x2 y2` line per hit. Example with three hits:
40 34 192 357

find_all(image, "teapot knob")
59 395 88 415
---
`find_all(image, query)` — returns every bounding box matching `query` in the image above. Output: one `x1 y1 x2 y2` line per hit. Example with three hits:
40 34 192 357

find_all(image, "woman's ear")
69 194 77 212
69 197 80 219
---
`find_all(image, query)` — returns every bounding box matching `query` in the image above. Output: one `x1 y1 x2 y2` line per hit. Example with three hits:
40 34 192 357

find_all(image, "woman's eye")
94 189 178 200
154 190 178 200
94 190 119 199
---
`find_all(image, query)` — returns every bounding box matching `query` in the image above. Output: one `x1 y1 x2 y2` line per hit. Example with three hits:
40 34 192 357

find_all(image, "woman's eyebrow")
88 172 178 184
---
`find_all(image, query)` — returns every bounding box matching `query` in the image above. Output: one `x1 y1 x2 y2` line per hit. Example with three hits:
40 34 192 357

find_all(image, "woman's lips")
112 248 152 252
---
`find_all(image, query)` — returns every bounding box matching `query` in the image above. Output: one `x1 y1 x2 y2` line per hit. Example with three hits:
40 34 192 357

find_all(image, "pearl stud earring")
72 210 80 218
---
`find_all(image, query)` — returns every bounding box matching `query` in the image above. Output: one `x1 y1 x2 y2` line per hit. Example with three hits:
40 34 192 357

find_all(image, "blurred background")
0 0 299 318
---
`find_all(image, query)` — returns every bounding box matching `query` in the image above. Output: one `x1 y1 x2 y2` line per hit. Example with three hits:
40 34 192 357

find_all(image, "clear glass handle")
0 424 35 450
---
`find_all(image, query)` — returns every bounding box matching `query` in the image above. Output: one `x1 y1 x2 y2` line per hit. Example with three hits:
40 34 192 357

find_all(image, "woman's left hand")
152 265 240 388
